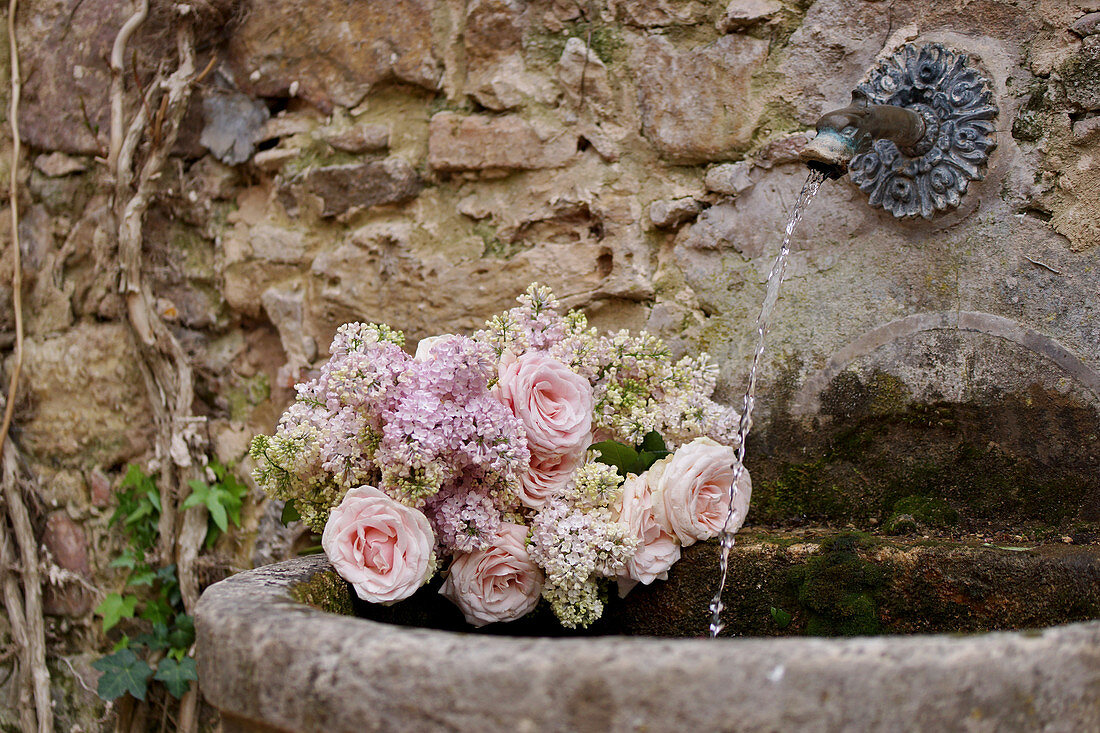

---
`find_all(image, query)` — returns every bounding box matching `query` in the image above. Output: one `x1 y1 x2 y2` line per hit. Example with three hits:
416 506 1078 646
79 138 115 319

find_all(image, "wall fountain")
195 42 1100 733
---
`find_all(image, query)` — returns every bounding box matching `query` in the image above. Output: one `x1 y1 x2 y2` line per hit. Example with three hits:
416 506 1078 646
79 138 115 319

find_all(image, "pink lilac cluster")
251 284 751 629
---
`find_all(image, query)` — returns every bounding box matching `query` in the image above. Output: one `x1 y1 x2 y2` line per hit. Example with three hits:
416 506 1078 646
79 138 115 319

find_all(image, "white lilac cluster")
529 462 638 627
251 284 751 629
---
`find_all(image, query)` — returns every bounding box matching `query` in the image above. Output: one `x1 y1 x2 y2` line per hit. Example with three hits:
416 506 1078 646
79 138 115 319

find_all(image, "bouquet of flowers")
250 284 752 628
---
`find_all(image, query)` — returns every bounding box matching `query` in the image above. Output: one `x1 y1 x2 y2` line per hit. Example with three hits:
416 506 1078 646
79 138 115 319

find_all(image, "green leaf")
133 623 170 652
590 440 643 477
96 593 139 632
127 568 158 587
181 480 210 510
140 596 175 626
109 550 139 570
207 499 228 532
636 449 670 472
154 656 198 699
280 500 301 525
92 649 153 701
167 613 195 654
639 431 667 453
770 606 792 629
156 564 179 587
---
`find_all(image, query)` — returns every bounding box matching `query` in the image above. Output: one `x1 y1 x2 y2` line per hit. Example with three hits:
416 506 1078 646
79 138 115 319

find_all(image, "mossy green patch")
883 495 959 535
526 22 625 68
788 533 884 636
226 373 271 423
291 570 353 616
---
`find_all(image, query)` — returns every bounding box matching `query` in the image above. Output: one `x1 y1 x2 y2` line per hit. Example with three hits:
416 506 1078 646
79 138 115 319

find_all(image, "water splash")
708 168 827 638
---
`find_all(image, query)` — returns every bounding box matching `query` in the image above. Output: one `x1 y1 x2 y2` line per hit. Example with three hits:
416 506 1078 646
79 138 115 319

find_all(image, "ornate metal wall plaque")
848 43 998 219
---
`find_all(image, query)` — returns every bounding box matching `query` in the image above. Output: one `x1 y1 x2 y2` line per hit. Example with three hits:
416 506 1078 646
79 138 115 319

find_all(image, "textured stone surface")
716 0 783 32
198 553 1100 733
200 86 270 165
279 159 422 218
428 112 579 171
634 35 770 163
226 0 441 109
18 323 152 466
18 0 122 153
42 511 93 617
648 197 702 229
704 162 754 196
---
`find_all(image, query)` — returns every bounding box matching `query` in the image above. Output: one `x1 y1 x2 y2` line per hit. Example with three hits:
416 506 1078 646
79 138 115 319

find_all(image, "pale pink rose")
651 437 752 547
495 353 593 494
496 353 593 457
615 471 681 597
517 446 587 509
439 522 543 627
322 486 436 604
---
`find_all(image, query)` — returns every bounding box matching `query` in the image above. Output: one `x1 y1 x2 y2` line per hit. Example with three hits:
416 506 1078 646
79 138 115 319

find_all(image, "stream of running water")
708 168 827 638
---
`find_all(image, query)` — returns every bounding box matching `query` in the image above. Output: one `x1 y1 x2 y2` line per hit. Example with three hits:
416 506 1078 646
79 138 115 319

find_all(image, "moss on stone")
227 372 271 422
883 495 959 535
788 533 883 636
291 569 353 616
750 374 1100 534
526 22 625 68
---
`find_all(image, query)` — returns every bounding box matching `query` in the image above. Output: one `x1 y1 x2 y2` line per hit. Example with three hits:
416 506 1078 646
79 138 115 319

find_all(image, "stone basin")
196 537 1100 732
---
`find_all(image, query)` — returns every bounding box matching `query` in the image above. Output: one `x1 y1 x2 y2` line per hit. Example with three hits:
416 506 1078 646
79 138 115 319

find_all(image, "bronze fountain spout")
800 97 928 180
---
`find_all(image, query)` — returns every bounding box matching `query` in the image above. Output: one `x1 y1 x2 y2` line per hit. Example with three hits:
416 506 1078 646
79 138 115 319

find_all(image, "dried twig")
107 0 149 173
1024 255 1063 275
1 0 54 727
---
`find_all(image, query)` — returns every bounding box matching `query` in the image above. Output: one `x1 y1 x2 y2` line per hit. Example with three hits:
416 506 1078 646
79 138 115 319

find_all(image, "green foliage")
92 649 154 701
769 606 792 629
182 461 249 546
95 593 138 632
154 657 199 699
111 464 162 551
591 431 671 478
94 464 205 703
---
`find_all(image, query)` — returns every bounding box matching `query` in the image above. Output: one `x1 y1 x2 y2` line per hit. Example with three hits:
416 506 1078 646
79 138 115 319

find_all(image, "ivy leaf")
590 441 643 477
133 623 170 652
280 500 300 525
167 613 195 654
109 550 139 570
92 649 153 701
154 656 198 699
96 593 139 632
770 606 793 629
127 568 158 587
141 596 175 626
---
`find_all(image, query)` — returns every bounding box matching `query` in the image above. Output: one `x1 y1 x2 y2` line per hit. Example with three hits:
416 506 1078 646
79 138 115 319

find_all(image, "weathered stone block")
19 323 152 466
226 0 441 110
634 35 769 163
279 159 422 218
428 112 578 171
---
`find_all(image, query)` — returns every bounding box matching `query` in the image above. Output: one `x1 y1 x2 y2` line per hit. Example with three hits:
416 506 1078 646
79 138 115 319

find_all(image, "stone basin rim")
196 553 1100 732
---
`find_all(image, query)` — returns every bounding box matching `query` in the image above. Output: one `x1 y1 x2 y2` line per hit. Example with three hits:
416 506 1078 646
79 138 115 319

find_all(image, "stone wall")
1 0 1098 727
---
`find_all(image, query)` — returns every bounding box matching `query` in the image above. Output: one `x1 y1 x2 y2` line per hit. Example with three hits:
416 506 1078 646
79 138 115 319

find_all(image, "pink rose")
517 447 587 509
651 437 752 547
495 353 593 502
322 486 436 604
615 471 681 597
439 523 543 627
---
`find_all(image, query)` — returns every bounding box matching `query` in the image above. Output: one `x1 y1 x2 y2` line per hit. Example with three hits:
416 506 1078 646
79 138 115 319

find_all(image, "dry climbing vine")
104 4 215 730
0 0 54 728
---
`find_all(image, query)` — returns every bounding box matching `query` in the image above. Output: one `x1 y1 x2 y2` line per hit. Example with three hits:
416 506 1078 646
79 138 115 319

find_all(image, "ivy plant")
92 463 248 702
